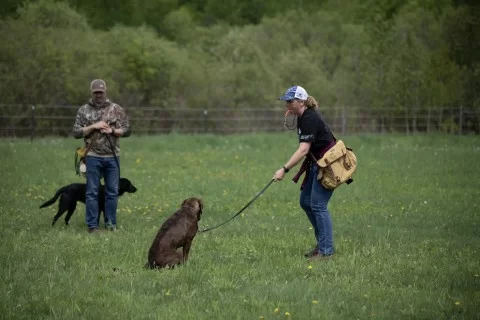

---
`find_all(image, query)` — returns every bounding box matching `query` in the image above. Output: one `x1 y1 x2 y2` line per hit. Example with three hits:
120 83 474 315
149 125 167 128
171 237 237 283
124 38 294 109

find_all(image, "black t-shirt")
297 108 334 154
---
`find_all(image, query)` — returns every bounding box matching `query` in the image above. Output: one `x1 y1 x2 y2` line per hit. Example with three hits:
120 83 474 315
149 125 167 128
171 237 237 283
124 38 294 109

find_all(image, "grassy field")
0 133 479 320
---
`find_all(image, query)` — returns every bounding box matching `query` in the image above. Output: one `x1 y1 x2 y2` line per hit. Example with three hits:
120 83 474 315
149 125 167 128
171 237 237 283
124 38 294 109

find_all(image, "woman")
273 85 336 260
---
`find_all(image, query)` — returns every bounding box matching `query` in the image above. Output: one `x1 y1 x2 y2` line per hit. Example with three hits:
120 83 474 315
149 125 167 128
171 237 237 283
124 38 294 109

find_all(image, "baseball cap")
278 86 308 101
91 79 107 93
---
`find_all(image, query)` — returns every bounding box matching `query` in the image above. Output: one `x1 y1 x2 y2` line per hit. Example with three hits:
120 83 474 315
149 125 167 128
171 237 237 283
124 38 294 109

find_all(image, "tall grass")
0 133 479 319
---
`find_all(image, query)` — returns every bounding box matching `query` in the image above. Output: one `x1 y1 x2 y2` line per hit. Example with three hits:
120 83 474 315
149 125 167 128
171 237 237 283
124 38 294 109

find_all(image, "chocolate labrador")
39 177 137 226
146 197 203 269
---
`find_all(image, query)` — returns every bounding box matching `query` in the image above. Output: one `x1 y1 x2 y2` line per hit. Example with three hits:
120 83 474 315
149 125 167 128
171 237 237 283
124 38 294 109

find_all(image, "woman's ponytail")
305 96 318 109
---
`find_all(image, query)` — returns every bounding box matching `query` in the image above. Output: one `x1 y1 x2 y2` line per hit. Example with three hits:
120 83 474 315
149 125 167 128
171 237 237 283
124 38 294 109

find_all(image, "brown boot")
304 245 319 258
308 253 334 261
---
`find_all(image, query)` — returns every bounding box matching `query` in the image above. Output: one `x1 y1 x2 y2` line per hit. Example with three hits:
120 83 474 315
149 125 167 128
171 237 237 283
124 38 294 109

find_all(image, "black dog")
39 178 137 226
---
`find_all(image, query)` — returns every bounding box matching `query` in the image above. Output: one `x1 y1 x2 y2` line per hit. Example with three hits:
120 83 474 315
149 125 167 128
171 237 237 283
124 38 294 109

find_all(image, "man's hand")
82 121 110 136
93 121 110 131
100 127 114 135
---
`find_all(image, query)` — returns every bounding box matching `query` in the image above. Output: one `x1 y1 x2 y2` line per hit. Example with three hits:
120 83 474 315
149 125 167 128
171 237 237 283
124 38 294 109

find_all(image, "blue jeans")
299 164 334 255
85 156 119 229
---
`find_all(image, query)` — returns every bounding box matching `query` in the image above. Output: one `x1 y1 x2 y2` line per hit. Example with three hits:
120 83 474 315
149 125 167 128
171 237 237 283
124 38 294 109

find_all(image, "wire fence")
0 104 478 138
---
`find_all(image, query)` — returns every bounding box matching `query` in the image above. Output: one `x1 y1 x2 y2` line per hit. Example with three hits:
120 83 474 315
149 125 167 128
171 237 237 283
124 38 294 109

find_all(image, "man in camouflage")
73 79 131 233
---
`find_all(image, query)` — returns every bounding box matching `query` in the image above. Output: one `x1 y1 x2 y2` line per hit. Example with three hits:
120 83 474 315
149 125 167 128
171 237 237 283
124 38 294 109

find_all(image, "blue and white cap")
278 86 308 101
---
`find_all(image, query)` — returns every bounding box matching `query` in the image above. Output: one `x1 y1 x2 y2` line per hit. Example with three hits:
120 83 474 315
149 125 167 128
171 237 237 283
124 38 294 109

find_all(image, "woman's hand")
273 168 286 181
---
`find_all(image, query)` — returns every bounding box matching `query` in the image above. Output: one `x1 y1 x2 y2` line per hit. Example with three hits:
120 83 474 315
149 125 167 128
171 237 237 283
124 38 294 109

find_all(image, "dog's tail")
39 187 65 208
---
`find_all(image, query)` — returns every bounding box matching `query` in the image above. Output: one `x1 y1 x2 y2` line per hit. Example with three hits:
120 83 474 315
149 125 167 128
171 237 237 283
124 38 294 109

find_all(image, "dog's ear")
118 180 126 196
196 198 203 221
181 199 187 207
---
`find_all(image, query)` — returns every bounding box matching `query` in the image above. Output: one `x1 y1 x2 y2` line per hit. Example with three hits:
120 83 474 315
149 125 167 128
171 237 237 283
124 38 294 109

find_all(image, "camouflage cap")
90 79 107 93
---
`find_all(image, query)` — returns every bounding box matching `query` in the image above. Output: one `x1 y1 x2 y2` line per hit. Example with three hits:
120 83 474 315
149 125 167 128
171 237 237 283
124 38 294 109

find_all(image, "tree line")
0 0 478 133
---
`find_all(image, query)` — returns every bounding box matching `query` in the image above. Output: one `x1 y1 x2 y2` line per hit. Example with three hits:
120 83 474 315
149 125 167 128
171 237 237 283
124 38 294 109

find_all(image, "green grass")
0 133 479 320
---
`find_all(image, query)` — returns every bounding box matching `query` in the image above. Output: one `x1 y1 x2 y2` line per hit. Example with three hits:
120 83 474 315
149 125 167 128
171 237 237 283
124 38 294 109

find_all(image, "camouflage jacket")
73 99 131 156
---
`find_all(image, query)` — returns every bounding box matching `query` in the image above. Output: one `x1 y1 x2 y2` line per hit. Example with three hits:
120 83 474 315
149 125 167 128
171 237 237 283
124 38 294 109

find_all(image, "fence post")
459 105 463 135
30 104 36 142
203 109 208 133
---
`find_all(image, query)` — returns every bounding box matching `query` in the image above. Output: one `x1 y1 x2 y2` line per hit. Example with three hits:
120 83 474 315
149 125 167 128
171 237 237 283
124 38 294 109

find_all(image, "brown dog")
146 197 203 269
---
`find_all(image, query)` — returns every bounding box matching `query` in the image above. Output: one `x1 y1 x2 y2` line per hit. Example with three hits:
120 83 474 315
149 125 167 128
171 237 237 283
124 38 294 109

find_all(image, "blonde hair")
305 96 318 109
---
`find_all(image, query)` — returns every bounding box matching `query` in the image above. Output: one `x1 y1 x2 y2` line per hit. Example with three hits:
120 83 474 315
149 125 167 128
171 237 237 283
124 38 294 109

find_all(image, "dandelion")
285 312 291 317
136 158 141 164
165 290 171 296
307 265 313 270
455 301 461 306
274 308 280 314
312 300 318 304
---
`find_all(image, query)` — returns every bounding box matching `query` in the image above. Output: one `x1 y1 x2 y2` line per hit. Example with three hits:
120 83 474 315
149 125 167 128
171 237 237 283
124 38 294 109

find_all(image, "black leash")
105 133 121 178
199 178 275 233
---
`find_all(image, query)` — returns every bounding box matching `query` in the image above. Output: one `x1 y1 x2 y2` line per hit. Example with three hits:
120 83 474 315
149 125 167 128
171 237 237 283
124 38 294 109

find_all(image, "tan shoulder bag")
314 140 357 190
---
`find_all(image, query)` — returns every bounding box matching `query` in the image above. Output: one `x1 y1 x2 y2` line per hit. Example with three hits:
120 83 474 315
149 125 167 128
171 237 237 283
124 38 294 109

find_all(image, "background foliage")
0 0 479 133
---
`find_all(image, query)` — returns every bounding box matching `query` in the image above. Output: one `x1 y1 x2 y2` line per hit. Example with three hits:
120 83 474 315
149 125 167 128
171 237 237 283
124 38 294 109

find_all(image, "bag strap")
83 138 93 159
308 151 319 163
103 103 121 178
75 142 93 176
75 148 80 174
309 117 336 163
